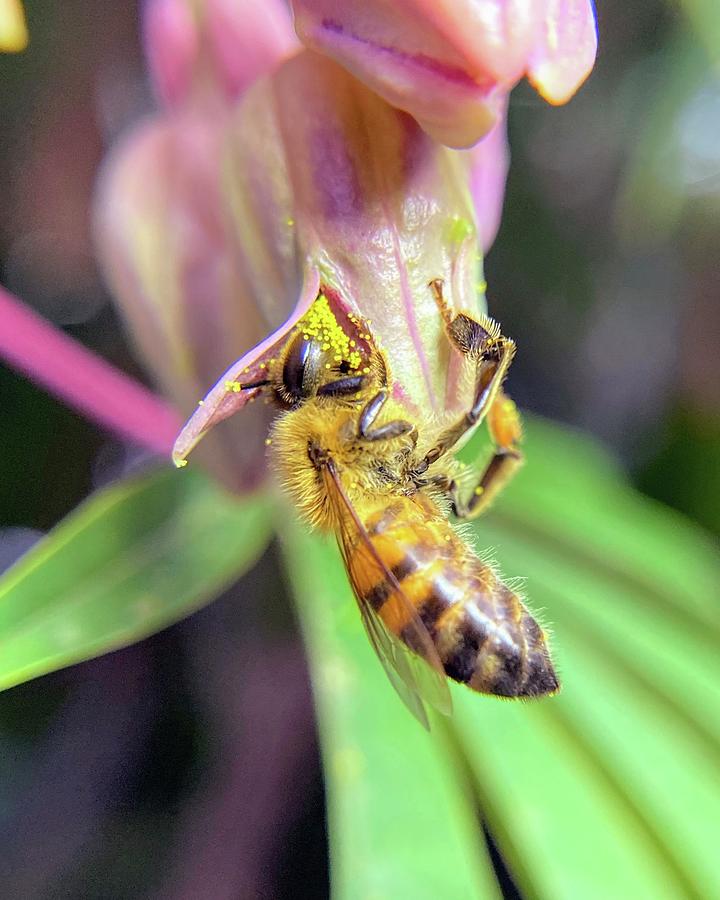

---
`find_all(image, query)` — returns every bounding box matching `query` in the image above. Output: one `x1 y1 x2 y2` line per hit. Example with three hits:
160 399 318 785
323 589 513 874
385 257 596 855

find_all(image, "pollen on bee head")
300 294 367 372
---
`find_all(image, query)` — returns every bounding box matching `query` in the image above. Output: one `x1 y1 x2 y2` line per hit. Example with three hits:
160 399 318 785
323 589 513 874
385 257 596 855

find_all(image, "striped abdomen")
350 498 559 698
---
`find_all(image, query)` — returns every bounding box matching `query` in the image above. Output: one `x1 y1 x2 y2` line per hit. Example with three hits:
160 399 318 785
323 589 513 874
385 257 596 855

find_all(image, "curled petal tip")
527 0 599 105
172 267 321 461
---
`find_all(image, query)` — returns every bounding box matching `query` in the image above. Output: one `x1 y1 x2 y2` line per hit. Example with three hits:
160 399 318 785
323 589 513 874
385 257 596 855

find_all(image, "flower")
172 50 507 465
290 0 598 148
92 3 512 480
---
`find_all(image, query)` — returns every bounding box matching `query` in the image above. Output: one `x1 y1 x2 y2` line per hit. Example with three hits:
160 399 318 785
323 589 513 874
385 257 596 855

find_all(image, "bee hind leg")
422 440 523 520
357 389 414 442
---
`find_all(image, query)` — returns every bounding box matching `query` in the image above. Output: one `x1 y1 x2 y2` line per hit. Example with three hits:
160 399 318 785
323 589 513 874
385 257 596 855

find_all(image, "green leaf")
280 524 501 900
453 416 720 899
0 467 272 691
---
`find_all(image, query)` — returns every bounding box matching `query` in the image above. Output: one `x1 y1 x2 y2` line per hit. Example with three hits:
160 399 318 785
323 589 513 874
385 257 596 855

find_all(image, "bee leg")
452 449 524 518
358 389 414 442
417 279 516 473
418 340 516 469
441 391 525 518
316 375 365 397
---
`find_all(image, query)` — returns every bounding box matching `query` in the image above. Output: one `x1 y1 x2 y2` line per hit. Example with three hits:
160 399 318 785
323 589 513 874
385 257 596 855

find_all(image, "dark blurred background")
0 1 717 897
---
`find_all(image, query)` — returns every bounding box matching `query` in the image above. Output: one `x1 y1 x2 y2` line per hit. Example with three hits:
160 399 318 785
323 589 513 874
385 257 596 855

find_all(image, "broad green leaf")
280 523 501 900
0 467 272 691
453 416 720 899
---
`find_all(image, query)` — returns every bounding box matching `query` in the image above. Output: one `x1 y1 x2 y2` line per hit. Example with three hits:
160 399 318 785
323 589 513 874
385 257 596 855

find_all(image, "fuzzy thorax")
269 398 417 531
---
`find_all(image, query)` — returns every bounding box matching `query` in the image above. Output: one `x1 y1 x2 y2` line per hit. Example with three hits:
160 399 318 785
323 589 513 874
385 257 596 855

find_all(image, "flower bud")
143 0 298 108
290 0 597 148
96 0 299 490
95 113 274 490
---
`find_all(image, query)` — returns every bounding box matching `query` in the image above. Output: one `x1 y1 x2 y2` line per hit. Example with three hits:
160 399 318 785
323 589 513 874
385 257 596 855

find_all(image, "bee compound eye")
282 334 323 403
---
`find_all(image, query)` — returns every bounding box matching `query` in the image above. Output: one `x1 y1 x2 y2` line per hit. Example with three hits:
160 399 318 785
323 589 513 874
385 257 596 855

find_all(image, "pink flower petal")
172 267 320 465
143 0 299 108
292 1 503 148
143 0 199 107
465 96 510 253
204 0 299 101
291 0 598 146
0 284 180 454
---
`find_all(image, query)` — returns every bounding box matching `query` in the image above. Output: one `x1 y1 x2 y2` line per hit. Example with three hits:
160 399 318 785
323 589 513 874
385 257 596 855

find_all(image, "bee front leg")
357 389 414 442
417 279 524 517
418 288 517 470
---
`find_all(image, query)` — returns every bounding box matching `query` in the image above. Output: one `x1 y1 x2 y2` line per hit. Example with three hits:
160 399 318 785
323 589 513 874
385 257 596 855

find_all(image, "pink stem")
0 285 181 455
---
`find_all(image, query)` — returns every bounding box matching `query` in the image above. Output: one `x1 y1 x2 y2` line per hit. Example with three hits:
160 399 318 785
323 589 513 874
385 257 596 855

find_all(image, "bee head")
271 294 384 408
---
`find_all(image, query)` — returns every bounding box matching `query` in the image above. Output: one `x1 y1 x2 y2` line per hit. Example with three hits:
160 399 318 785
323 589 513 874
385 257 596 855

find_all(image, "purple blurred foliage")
0 645 157 896
0 285 181 454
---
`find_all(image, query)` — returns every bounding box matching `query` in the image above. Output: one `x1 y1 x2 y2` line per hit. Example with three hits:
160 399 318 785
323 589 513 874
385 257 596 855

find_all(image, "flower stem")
0 285 181 455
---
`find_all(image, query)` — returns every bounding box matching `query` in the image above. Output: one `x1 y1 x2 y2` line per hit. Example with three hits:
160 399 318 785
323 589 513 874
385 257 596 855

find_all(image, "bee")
182 284 559 726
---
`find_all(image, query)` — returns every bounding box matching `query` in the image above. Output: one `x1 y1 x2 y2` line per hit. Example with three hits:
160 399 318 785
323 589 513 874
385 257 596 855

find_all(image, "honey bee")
183 284 559 726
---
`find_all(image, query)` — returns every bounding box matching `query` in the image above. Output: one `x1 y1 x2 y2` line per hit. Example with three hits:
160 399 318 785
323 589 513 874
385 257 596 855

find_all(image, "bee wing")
323 461 453 728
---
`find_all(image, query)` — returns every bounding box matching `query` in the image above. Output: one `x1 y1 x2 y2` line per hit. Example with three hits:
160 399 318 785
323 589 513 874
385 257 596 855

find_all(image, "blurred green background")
0 2 718 898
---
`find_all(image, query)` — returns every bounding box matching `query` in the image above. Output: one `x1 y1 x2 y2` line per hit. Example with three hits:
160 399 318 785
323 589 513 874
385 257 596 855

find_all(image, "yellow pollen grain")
224 380 242 393
474 486 484 495
175 459 188 468
296 293 369 373
198 400 204 406
265 437 272 446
